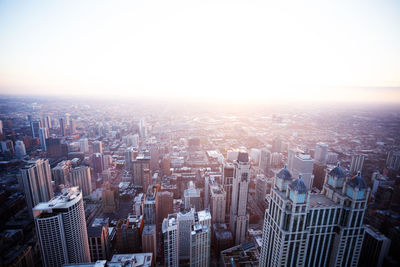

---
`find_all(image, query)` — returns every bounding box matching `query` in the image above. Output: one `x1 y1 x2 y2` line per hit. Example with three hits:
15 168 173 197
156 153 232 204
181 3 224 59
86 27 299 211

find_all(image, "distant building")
133 193 144 216
288 149 314 189
92 153 104 174
33 187 90 267
259 149 271 175
144 187 158 225
87 217 111 262
210 185 226 224
271 136 282 153
162 214 179 267
350 154 365 174
314 142 328 165
68 166 92 196
212 223 233 258
184 182 202 211
30 120 41 138
327 152 338 165
220 242 259 266
157 191 173 226
255 174 271 207
93 141 103 154
52 160 72 188
102 183 119 213
15 140 26 159
80 138 89 153
133 155 151 187
39 127 49 151
386 150 400 171
223 163 234 224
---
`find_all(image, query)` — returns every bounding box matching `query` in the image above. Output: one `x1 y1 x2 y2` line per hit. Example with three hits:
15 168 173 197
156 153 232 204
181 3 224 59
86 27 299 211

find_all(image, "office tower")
142 224 157 266
162 214 179 267
0 119 3 135
190 224 210 267
19 159 54 215
161 155 171 176
46 137 68 158
15 140 26 159
255 174 271 207
59 118 65 136
210 185 226 224
87 218 110 262
227 150 239 162
39 127 49 151
133 155 151 187
271 136 282 153
270 152 283 168
115 215 143 254
70 119 76 134
327 152 338 164
139 118 146 138
0 139 14 154
68 166 92 196
223 163 234 223
131 133 140 147
259 149 271 175
213 224 234 257
314 142 328 165
64 113 70 126
143 169 152 193
133 193 144 216
125 147 136 171
93 141 103 154
350 154 365 174
250 148 260 165
80 138 89 153
259 163 370 267
359 225 391 267
184 181 202 211
157 191 173 225
144 186 158 225
312 162 326 190
230 152 250 245
92 153 104 174
386 150 400 171
30 120 41 138
45 115 52 129
102 183 119 213
52 160 72 187
177 210 196 261
149 144 159 172
288 149 314 189
33 187 90 267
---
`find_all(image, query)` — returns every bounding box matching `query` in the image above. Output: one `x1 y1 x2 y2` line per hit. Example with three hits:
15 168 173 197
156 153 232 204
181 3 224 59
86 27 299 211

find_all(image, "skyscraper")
19 159 54 215
142 224 157 266
39 127 49 151
288 149 314 189
133 155 151 187
223 163 234 223
230 152 250 245
15 140 26 159
80 138 89 153
33 187 90 267
259 163 370 267
210 185 226 224
30 120 42 138
68 166 92 196
93 141 103 154
350 154 365 174
259 149 271 175
314 142 328 165
190 224 211 267
52 160 72 187
59 117 65 136
162 214 179 267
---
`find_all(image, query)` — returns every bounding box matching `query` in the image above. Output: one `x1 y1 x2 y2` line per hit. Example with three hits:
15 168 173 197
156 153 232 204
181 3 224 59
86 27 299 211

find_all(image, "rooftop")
33 187 81 215
308 194 339 209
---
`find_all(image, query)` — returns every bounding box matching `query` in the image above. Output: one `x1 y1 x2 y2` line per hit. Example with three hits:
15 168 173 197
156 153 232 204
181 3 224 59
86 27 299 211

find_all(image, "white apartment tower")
230 152 250 245
19 159 54 215
190 224 211 267
259 163 370 267
162 214 179 267
68 166 92 196
288 149 314 189
33 187 90 267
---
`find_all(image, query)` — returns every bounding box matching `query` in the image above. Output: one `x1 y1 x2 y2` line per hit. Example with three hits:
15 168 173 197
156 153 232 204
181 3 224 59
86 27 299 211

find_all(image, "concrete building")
255 174 272 208
144 187 158 225
162 214 179 267
359 225 391 267
350 154 365 174
80 138 89 153
142 225 156 266
259 149 271 175
230 152 250 245
210 185 226 224
386 150 400 171
19 159 54 215
259 163 370 267
68 166 92 196
190 224 210 267
184 181 202 211
39 127 49 151
157 191 173 225
314 142 328 165
102 183 119 213
223 163 234 224
87 218 110 262
133 155 151 187
52 160 72 188
288 149 314 189
93 141 103 154
133 193 144 216
33 187 90 267
15 140 26 159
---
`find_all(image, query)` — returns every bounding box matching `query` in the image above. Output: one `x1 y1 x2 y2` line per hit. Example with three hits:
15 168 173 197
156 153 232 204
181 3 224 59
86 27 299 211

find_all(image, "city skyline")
1 0 400 103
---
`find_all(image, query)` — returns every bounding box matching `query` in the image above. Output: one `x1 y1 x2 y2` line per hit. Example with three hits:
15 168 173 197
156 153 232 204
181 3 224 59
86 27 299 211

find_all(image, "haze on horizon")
0 0 400 104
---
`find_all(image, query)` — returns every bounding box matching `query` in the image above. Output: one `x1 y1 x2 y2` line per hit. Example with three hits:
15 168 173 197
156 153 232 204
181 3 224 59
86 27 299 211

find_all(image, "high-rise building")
190 224 210 267
59 118 65 136
80 138 89 153
19 159 54 215
162 214 179 267
144 186 158 225
314 142 328 165
15 140 26 159
271 136 282 153
39 127 49 151
93 141 103 154
350 154 365 174
142 224 157 266
157 191 173 225
259 163 370 267
255 174 272 208
125 147 136 171
115 215 143 254
45 115 52 129
68 166 92 196
270 152 283 168
327 152 339 165
133 155 151 187
223 163 234 224
210 185 226 224
102 183 119 213
184 181 202 211
133 193 144 216
92 153 104 174
259 149 271 175
288 150 314 189
30 120 41 138
52 160 72 187
0 119 3 135
359 225 391 267
33 187 90 267
230 152 250 245
386 150 400 171
87 217 110 262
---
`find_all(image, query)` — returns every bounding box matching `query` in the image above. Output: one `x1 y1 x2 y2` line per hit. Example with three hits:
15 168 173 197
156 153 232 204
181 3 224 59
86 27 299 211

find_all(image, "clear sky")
0 0 399 103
